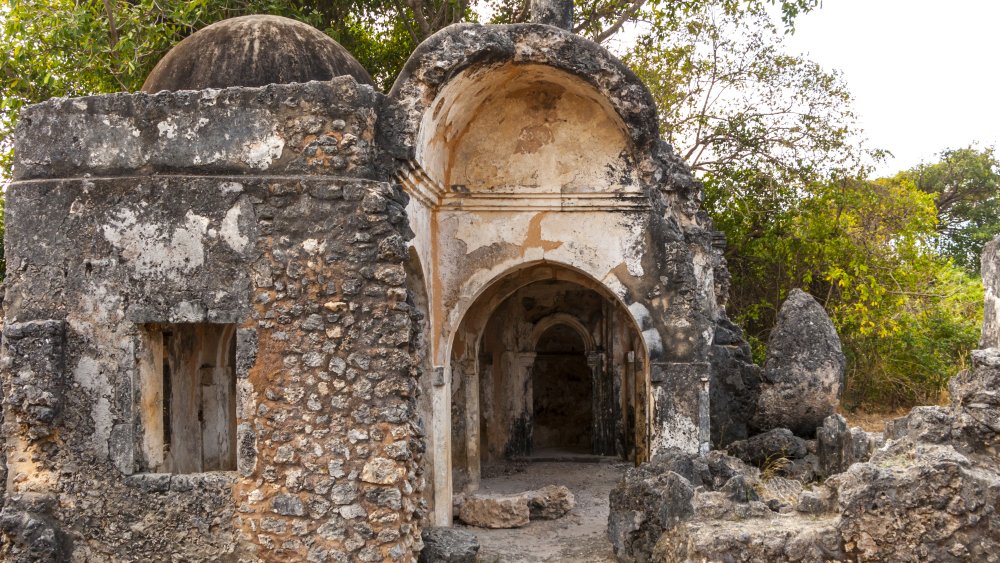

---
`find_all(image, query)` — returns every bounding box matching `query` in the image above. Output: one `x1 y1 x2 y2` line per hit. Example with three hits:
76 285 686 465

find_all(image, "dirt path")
457 460 628 562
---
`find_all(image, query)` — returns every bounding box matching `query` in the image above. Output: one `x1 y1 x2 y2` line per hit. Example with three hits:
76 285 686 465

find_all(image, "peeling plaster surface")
220 203 249 252
439 210 651 335
102 208 210 277
417 64 638 194
241 131 284 169
651 408 700 455
72 356 113 461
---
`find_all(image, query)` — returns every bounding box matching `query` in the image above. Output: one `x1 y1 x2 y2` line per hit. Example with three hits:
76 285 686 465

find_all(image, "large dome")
141 15 373 93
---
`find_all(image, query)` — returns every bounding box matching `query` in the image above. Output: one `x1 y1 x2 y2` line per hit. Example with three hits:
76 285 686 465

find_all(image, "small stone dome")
141 15 373 93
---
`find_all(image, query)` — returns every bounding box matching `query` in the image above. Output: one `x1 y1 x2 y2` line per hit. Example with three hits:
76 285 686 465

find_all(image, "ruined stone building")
0 8 737 561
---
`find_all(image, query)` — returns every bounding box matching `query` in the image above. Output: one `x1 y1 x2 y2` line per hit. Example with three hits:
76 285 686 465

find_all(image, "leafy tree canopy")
897 146 1000 274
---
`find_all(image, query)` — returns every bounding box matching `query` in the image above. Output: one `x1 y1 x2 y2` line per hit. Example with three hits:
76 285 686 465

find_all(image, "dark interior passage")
449 266 650 493
532 325 592 452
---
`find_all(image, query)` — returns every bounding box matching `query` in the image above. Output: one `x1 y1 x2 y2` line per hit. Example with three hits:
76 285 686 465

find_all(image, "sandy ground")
457 460 628 562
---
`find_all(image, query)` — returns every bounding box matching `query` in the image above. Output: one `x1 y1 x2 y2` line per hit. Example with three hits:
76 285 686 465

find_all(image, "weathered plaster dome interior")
416 63 640 194
141 14 374 93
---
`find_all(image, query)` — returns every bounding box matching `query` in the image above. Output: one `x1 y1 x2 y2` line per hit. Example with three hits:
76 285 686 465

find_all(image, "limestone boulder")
725 428 808 467
835 441 1000 560
607 450 762 562
952 349 1000 435
457 494 529 529
753 289 846 437
815 414 880 478
832 359 1000 560
525 485 575 520
709 315 764 448
652 516 846 562
418 527 480 563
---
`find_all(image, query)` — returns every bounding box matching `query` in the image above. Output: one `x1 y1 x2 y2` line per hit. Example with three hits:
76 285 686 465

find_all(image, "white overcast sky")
779 0 1000 176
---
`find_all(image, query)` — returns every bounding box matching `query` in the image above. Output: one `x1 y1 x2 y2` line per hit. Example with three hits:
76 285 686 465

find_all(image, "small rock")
361 458 403 485
418 527 480 563
795 485 836 514
525 485 575 520
725 428 808 467
816 414 878 478
457 494 530 529
271 494 305 516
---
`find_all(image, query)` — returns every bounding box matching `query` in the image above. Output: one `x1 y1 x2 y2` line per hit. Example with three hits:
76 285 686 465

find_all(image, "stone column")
462 358 481 492
981 236 1000 348
431 364 453 526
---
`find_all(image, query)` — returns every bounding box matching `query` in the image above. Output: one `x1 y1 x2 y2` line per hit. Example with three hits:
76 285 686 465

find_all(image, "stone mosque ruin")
1 2 997 562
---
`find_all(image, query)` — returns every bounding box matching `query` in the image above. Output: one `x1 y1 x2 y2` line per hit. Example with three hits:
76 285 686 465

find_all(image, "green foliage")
898 146 1000 274
706 168 983 408
622 0 984 408
626 1 867 187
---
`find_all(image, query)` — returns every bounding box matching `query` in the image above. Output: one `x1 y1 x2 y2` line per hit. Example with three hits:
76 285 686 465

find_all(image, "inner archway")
448 263 649 494
532 324 592 453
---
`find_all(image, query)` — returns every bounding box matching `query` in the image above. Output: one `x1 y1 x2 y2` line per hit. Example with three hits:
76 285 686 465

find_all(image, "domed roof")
141 15 373 93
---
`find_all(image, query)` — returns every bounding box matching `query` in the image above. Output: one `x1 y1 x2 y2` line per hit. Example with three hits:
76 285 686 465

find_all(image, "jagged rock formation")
753 289 846 437
709 315 763 448
610 289 1000 562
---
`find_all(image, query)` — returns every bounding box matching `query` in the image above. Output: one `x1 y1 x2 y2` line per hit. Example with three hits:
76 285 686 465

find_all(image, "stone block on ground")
525 485 575 520
457 493 530 529
752 289 846 437
418 527 480 563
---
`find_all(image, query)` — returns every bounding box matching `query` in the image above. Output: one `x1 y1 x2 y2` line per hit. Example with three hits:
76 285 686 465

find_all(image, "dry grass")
838 406 909 433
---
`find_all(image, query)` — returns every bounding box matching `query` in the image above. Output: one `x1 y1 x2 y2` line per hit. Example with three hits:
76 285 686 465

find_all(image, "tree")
619 0 983 408
901 146 1000 274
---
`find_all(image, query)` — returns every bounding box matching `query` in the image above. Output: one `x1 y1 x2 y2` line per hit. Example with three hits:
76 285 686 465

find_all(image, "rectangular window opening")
139 323 237 473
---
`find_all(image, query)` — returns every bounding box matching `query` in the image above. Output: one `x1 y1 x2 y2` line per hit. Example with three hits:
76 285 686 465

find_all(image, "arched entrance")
448 264 649 495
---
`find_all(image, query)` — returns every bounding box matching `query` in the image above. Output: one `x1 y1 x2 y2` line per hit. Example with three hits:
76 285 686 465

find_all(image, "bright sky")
780 0 1000 176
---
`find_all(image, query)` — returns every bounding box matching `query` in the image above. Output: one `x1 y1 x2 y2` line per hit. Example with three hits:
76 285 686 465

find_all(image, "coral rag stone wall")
2 79 424 561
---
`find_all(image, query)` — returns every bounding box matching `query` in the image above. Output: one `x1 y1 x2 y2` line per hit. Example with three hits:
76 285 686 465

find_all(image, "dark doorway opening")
532 324 593 453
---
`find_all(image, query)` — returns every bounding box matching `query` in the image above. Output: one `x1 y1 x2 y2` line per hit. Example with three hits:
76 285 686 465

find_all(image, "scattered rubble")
609 349 1000 562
